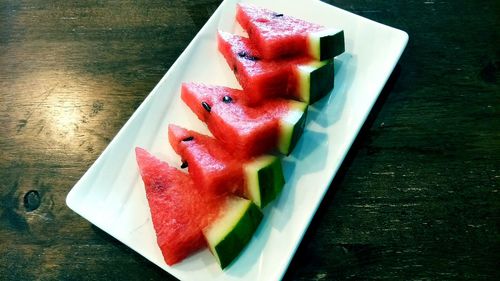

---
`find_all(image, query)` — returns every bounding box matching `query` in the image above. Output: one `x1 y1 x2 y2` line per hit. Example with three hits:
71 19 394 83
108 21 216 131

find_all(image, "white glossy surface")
66 0 408 280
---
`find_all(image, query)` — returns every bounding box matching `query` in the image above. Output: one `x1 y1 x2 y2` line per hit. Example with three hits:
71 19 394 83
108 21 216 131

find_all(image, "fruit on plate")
217 31 335 105
236 3 345 60
204 196 263 269
135 147 217 265
135 147 263 268
168 124 285 208
132 3 345 270
181 82 308 158
168 124 243 196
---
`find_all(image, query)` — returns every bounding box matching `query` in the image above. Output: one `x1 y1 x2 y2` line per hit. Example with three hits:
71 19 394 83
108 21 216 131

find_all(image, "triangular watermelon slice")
218 31 334 105
181 82 308 158
135 147 263 268
236 3 345 60
168 124 243 196
168 124 285 208
135 147 217 265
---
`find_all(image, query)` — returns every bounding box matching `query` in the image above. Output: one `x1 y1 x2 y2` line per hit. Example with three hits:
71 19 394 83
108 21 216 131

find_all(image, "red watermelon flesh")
236 3 345 60
237 3 321 59
181 82 302 158
135 147 223 265
218 31 305 104
217 31 335 105
168 124 244 196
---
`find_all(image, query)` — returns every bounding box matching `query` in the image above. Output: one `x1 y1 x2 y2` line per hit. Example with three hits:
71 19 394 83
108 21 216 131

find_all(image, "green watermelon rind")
308 28 345 61
296 59 335 104
244 155 285 208
278 100 308 155
204 197 263 269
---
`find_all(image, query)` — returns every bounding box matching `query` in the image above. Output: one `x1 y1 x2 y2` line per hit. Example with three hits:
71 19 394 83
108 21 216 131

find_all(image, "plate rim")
66 0 409 280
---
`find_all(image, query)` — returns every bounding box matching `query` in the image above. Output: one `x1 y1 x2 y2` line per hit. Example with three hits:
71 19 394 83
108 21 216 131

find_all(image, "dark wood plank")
0 0 498 280
285 1 500 280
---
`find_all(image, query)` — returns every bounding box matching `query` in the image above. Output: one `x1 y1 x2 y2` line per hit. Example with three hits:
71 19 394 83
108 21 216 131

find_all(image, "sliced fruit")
135 147 222 265
236 3 345 60
278 100 308 155
296 60 335 103
243 155 285 208
135 147 263 268
168 124 244 196
181 82 308 158
217 31 334 105
168 124 285 208
203 197 263 269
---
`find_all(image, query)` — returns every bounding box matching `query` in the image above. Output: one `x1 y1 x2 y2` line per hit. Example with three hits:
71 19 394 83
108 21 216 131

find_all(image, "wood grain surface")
0 0 498 280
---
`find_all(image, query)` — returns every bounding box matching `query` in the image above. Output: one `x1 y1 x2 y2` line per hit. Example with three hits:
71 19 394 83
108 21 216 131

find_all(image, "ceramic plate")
66 0 408 280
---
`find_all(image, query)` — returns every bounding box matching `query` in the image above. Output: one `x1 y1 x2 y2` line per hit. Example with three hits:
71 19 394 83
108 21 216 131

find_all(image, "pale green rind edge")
203 197 262 269
296 60 329 103
204 198 249 259
308 28 345 60
243 155 285 208
278 100 308 155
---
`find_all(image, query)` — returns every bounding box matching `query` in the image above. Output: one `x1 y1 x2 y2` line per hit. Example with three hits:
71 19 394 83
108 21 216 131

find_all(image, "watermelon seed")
222 96 233 103
237 51 259 61
202 101 211 112
182 136 194 142
246 55 260 61
181 161 188 169
273 13 284 17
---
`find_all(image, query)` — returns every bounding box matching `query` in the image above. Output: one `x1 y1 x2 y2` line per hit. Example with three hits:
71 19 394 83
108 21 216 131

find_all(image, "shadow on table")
282 64 403 280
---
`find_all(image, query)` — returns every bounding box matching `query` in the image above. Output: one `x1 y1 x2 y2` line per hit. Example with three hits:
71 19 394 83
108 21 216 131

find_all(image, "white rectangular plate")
66 0 408 280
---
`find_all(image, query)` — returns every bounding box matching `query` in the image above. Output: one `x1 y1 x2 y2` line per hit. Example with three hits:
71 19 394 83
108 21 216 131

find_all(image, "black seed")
246 55 260 61
181 161 188 169
233 64 238 73
237 50 259 61
273 13 284 17
202 101 211 112
23 190 41 212
182 136 194 142
222 96 233 103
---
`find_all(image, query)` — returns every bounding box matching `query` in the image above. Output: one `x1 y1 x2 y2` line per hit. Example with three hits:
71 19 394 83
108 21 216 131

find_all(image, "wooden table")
1 0 498 280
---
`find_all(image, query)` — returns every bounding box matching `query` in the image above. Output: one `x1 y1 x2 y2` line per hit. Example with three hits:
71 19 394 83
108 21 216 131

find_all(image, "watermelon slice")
204 196 262 269
168 124 285 208
181 82 308 158
135 147 218 265
135 147 263 268
236 3 345 60
217 31 334 105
